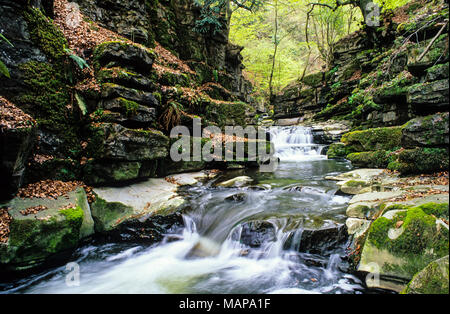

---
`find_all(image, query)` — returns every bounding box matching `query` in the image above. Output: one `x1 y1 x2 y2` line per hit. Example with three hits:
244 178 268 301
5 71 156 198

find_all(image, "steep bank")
0 0 263 272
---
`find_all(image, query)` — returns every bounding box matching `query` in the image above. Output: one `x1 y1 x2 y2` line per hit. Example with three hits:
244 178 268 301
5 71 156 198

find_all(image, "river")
1 126 369 294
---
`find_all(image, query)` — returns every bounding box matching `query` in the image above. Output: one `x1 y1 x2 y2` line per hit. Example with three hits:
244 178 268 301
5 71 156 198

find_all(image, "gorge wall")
274 0 449 174
0 0 256 200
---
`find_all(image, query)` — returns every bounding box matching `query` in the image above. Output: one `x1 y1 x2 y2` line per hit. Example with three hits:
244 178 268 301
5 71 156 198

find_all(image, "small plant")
159 101 184 131
64 48 89 70
0 33 14 78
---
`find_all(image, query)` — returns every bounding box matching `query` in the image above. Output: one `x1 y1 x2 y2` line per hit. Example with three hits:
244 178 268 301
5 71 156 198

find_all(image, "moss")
388 147 449 174
23 8 68 61
401 256 449 294
15 61 80 157
327 143 351 159
416 203 449 220
347 150 394 168
118 97 140 116
341 126 403 152
302 72 323 87
367 205 449 276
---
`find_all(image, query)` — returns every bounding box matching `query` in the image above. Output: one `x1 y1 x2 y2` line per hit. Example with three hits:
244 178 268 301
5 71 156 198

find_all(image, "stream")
1 126 368 294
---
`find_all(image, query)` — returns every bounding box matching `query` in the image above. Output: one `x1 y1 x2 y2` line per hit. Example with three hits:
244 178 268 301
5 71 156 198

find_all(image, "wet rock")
217 176 253 188
240 221 276 248
285 224 348 255
0 188 94 272
402 255 449 294
105 212 184 244
225 193 248 202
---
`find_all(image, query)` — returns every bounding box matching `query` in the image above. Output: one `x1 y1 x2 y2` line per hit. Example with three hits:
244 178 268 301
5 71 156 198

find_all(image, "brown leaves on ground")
20 205 48 216
0 208 12 244
165 177 179 185
16 180 96 203
154 43 196 75
0 96 36 130
53 0 126 54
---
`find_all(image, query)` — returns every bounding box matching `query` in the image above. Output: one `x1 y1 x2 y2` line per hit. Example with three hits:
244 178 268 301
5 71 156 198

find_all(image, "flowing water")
0 126 368 294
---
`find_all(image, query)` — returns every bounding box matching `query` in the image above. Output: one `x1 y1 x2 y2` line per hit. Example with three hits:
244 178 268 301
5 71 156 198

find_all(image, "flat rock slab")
90 171 214 232
326 169 386 181
349 191 404 205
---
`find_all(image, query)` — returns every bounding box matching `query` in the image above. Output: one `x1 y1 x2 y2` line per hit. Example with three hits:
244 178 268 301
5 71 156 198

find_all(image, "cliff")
0 0 255 199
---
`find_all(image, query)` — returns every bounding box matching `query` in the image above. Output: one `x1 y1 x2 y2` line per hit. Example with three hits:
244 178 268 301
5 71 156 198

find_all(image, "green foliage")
230 0 362 97
0 33 13 78
64 48 90 70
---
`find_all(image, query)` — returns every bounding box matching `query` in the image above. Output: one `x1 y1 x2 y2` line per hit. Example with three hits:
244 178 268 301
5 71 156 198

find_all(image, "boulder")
337 180 372 195
0 188 94 272
346 218 371 238
358 203 449 292
216 176 253 188
401 112 449 148
90 178 186 232
240 221 276 248
402 255 449 294
284 223 348 255
92 123 169 161
93 41 155 74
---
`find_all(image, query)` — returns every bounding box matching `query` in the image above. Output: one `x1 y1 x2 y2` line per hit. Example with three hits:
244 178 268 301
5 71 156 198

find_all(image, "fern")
0 33 13 78
64 48 90 70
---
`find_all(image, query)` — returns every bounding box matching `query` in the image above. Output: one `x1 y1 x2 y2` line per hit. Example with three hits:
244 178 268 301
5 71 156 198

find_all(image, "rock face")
274 0 449 130
73 0 252 102
0 188 94 272
0 98 37 200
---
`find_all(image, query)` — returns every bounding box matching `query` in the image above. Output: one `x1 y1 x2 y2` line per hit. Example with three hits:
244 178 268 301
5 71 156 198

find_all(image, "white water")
6 216 362 294
1 127 364 294
269 126 327 162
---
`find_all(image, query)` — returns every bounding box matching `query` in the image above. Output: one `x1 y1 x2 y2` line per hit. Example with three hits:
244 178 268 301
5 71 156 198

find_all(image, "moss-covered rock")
402 255 449 294
347 150 396 168
387 147 449 174
359 203 449 291
0 188 94 272
341 126 403 152
402 112 449 148
327 143 350 159
93 41 156 74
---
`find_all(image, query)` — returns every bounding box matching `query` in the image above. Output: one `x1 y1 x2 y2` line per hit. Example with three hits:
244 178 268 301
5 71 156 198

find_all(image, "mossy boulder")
347 150 394 168
0 188 94 272
101 83 160 108
402 112 449 148
341 126 403 152
337 180 372 195
327 143 350 159
358 203 449 291
387 147 449 175
93 41 156 74
87 123 169 161
402 255 449 294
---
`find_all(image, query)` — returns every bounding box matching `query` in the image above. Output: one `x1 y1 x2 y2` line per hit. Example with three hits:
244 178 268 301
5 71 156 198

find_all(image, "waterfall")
269 126 327 162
